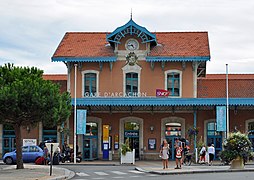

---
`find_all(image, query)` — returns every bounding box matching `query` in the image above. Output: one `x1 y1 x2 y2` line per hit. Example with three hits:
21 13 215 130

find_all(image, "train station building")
1 17 254 160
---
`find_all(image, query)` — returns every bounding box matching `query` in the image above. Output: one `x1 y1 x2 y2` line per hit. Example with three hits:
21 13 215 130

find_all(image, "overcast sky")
1 0 254 74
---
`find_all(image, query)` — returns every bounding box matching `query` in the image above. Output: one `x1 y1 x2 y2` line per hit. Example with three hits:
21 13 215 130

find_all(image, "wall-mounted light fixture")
150 126 154 134
26 126 30 133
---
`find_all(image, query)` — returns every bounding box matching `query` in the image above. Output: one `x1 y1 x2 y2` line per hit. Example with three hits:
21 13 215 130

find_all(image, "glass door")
207 122 222 159
83 122 98 160
83 136 98 160
124 122 140 159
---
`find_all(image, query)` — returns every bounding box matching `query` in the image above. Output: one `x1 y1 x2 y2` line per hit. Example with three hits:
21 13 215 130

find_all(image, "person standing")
199 144 206 163
174 138 183 169
160 139 169 169
208 144 215 165
43 146 50 165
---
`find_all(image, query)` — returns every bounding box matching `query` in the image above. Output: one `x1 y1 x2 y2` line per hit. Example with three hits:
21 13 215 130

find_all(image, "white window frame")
122 64 142 95
164 70 182 98
81 70 99 97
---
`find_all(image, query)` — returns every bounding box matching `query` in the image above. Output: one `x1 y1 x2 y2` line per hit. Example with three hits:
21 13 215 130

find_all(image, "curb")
59 163 120 166
135 167 254 175
47 166 76 180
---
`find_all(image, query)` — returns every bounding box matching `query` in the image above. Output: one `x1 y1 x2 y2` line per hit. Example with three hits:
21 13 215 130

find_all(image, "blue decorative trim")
146 56 210 62
51 56 117 62
106 19 156 44
72 98 254 107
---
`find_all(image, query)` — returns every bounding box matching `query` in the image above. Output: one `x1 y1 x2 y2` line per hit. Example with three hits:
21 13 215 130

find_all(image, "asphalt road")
60 164 254 180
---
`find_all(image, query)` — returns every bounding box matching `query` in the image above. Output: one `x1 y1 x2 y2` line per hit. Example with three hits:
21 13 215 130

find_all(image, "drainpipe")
193 107 197 150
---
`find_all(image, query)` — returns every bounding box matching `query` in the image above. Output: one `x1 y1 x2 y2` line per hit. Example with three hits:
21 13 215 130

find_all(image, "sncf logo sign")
156 89 170 97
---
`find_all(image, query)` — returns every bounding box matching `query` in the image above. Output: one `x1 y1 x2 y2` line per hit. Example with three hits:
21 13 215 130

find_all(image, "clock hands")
126 39 138 50
128 44 134 48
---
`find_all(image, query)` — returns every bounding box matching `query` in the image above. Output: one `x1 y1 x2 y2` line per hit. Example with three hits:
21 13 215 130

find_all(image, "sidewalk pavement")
0 161 75 180
134 160 254 175
1 160 254 179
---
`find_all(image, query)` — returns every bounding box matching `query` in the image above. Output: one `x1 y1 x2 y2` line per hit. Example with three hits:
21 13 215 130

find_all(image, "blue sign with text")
77 109 87 134
216 106 226 131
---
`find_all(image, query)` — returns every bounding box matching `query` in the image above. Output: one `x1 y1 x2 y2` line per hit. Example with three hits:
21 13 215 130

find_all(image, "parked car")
3 145 44 165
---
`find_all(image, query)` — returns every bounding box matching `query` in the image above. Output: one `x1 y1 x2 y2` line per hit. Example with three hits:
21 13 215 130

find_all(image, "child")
175 144 183 169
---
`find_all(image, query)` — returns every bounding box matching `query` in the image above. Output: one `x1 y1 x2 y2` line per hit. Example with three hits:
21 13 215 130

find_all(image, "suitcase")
35 156 45 165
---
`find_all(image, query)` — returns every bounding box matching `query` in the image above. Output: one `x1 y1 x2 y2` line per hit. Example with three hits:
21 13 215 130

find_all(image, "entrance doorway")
165 122 181 160
124 122 140 159
83 122 98 160
3 125 16 155
248 122 254 150
207 122 222 159
83 137 98 160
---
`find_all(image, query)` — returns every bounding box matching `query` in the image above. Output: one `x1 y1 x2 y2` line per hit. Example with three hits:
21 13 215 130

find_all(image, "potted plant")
219 132 253 169
120 138 135 164
187 126 199 144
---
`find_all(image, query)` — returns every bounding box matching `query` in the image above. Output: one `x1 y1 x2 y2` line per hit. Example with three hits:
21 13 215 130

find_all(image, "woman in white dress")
160 139 169 169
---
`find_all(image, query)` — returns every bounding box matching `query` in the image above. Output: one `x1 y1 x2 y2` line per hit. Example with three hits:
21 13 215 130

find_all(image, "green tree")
0 63 72 169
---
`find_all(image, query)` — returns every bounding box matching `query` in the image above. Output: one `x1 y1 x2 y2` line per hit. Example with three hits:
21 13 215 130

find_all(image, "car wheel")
5 157 13 165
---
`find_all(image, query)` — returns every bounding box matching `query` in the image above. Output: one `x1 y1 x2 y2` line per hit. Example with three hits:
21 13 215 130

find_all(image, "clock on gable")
125 39 139 51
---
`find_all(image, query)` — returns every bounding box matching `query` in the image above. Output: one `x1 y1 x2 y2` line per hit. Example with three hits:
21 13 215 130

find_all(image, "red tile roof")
149 32 210 57
43 74 67 81
53 33 115 58
52 32 210 58
198 74 254 98
204 74 254 79
43 74 67 93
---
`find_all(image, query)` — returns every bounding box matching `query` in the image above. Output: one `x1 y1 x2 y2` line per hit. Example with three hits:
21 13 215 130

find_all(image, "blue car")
3 145 44 165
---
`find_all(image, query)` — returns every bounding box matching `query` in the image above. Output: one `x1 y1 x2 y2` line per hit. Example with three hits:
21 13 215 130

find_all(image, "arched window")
165 122 181 136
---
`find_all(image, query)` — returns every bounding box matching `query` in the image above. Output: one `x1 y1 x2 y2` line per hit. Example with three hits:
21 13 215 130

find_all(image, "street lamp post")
74 64 77 164
226 64 229 139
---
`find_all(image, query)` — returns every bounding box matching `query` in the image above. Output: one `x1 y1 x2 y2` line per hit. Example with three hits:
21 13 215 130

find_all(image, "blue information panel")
103 143 109 159
77 109 87 134
216 106 226 132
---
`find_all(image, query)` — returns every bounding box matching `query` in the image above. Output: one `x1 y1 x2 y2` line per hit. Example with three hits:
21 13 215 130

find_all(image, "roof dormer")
106 18 157 48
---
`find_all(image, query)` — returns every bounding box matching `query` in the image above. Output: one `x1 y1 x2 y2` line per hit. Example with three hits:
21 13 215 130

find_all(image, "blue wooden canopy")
72 97 254 107
146 56 210 62
51 56 117 62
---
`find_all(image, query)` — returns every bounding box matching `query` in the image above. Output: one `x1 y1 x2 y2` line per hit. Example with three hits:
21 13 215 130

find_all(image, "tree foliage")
0 63 72 169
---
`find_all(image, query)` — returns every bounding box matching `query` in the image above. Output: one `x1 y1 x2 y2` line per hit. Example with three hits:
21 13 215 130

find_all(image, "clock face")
126 39 139 51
